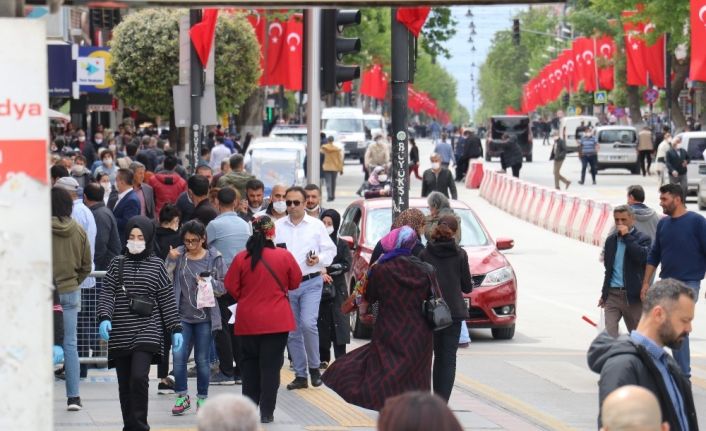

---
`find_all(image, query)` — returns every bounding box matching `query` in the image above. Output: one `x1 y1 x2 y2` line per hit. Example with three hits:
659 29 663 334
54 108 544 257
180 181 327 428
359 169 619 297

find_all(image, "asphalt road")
54 138 706 431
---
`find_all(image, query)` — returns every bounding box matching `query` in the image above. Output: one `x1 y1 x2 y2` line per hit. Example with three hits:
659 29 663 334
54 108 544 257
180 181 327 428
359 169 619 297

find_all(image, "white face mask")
326 226 335 236
103 158 113 167
307 204 320 213
377 175 388 182
126 240 146 254
71 164 84 174
95 139 103 145
272 200 287 214
431 162 441 170
108 144 116 152
78 136 86 142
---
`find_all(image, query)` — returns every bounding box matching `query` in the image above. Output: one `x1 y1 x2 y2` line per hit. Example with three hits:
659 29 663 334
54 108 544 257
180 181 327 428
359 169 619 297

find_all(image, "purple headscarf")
378 226 417 264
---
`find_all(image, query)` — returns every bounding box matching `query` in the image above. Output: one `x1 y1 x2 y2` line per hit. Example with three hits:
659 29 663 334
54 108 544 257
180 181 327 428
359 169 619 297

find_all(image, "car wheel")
491 324 515 340
525 154 532 163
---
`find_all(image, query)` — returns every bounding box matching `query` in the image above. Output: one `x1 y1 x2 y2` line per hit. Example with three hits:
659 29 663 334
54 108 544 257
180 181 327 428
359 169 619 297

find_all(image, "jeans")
672 281 700 378
323 171 337 200
288 276 323 377
433 321 462 402
115 350 153 431
60 290 81 398
174 321 212 398
240 332 288 417
580 154 598 183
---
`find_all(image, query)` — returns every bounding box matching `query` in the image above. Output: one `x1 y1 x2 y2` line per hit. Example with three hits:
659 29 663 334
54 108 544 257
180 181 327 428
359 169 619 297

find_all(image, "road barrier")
466 161 484 189
478 170 613 247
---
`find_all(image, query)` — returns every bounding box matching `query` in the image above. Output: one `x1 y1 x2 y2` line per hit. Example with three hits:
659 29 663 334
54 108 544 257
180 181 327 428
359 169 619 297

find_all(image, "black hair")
188 174 210 197
116 168 134 186
95 172 110 183
229 154 244 170
51 165 69 181
659 183 685 203
216 136 225 143
159 203 181 224
246 215 276 270
180 219 207 249
627 185 645 203
286 185 307 201
163 155 178 171
217 187 238 205
51 187 73 219
245 179 264 192
83 182 105 202
126 143 139 157
304 183 320 193
200 146 211 157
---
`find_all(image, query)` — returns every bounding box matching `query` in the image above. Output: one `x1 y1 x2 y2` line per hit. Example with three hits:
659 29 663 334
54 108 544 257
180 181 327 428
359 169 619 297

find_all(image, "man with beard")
642 183 706 378
587 279 697 431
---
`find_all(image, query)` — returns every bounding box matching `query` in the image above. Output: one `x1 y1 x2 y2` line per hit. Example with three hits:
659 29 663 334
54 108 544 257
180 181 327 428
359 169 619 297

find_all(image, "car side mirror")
339 235 356 250
496 238 514 250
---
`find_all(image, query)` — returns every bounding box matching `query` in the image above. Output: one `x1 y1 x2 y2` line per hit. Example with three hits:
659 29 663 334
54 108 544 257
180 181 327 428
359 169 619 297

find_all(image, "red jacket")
148 172 187 215
224 247 302 335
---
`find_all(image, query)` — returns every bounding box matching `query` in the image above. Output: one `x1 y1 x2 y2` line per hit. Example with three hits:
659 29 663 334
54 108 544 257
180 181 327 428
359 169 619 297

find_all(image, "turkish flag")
189 9 219 68
261 18 287 86
643 24 666 88
596 35 615 90
396 7 431 38
572 37 596 92
375 71 388 100
691 0 706 81
282 15 303 91
622 11 648 86
247 9 266 84
341 81 353 93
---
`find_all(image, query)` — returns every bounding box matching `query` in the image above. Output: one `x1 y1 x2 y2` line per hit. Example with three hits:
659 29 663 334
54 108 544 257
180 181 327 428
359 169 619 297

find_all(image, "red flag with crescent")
189 9 219 68
690 0 706 81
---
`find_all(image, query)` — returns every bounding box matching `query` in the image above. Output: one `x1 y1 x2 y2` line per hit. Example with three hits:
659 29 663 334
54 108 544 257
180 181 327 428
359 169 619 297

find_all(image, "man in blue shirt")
433 133 455 169
588 279 697 431
643 183 706 377
578 127 599 185
599 205 652 338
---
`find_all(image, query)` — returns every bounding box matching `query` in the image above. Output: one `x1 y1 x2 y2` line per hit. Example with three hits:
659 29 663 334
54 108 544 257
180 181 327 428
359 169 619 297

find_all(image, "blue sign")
48 44 74 97
78 47 113 94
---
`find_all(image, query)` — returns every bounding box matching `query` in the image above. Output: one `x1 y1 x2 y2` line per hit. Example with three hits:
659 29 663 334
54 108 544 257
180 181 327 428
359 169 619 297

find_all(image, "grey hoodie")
587 331 697 431
631 203 660 242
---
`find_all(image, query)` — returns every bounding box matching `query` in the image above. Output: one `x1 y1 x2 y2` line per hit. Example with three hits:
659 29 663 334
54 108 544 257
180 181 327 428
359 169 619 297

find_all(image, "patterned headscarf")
368 166 385 186
252 215 275 239
378 226 417 264
392 208 425 234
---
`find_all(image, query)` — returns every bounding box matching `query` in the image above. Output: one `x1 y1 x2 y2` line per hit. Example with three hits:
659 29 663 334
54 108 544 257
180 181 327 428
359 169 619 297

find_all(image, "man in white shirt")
210 136 232 173
275 186 337 390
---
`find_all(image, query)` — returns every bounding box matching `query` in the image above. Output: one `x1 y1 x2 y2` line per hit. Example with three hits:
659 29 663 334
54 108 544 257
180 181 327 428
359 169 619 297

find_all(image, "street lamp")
468 36 474 43
469 21 476 29
466 8 473 17
470 28 477 36
471 45 476 52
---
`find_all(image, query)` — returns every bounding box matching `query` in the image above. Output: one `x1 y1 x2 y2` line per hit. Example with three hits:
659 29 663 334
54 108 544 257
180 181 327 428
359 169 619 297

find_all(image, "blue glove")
99 320 112 341
172 333 183 353
53 345 64 365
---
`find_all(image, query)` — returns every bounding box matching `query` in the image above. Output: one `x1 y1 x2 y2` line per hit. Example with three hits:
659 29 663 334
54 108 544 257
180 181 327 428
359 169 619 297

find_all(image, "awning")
48 108 71 122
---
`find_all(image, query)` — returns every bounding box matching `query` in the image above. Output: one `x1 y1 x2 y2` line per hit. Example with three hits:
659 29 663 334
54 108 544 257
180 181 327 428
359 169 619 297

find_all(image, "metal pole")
665 33 672 132
391 7 410 220
305 7 321 185
190 9 204 174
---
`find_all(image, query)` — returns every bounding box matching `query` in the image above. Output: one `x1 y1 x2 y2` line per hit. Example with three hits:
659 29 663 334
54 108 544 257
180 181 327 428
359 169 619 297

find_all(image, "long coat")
322 255 433 411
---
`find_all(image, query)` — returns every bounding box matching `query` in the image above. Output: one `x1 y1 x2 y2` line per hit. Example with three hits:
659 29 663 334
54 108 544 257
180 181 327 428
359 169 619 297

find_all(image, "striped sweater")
97 254 182 364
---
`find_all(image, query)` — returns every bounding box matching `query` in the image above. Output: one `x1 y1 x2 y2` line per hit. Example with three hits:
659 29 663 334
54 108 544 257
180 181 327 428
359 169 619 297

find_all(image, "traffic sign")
643 88 659 105
594 91 607 105
567 106 576 115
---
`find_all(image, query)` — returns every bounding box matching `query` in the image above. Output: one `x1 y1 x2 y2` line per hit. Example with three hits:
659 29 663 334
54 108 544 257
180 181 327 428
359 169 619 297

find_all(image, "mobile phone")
276 243 287 250
307 250 317 259
199 271 211 278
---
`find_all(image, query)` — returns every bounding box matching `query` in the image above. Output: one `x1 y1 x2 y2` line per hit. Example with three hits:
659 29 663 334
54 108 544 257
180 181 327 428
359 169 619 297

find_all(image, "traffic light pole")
390 8 410 220
305 7 321 185
190 9 203 174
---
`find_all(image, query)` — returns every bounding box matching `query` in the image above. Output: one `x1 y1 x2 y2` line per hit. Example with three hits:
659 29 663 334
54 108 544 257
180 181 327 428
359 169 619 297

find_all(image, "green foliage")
343 8 391 67
420 7 458 62
110 9 261 118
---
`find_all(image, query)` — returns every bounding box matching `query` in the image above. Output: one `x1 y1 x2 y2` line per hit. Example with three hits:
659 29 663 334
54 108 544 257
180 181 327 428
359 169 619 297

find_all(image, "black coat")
464 136 483 159
89 202 122 271
601 228 652 304
421 168 457 199
419 239 473 320
500 137 523 168
666 148 689 176
327 238 353 344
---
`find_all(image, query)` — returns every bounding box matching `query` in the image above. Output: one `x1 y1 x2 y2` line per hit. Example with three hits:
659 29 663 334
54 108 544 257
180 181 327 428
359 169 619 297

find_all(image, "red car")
339 197 517 340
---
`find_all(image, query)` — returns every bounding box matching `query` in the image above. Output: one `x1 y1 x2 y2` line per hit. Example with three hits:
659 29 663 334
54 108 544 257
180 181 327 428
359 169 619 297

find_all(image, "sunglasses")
286 200 302 207
183 238 201 244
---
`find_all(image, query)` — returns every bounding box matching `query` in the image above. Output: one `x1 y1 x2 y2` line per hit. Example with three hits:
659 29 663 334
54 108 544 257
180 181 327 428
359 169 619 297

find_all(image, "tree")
110 9 261 118
420 7 457 63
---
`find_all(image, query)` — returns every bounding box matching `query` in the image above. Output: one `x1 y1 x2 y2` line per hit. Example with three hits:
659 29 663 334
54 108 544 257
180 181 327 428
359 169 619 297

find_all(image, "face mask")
108 144 116 152
273 200 287 214
377 175 388 182
326 226 335 236
95 139 103 145
100 181 111 191
307 204 320 213
126 240 146 254
431 162 441 170
103 158 113 167
71 165 84 175
78 136 86 142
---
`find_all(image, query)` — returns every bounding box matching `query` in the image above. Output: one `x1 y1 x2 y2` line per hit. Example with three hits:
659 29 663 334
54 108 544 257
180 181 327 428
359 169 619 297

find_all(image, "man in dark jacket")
587 279 698 431
189 174 218 227
83 183 121 271
665 136 689 198
499 134 523 178
599 205 652 338
111 169 141 242
422 153 457 199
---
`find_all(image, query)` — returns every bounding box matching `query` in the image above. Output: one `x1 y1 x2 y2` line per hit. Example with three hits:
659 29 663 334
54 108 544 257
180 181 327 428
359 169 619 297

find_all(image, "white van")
560 115 600 152
321 107 367 161
363 113 387 139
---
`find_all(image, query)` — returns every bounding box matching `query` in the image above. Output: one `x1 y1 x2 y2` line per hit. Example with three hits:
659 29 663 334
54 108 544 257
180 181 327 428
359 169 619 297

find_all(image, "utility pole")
390 8 411 220
305 7 322 184
190 9 203 174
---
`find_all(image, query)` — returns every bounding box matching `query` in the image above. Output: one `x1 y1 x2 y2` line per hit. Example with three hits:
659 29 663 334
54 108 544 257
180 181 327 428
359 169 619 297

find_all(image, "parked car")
339 197 517 340
595 126 639 174
485 115 533 162
269 124 307 142
321 107 369 162
668 131 706 204
559 115 600 153
244 138 306 194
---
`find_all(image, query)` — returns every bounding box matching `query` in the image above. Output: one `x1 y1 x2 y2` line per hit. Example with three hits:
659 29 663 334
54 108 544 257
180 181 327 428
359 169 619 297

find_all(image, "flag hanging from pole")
189 9 219 68
690 0 706 81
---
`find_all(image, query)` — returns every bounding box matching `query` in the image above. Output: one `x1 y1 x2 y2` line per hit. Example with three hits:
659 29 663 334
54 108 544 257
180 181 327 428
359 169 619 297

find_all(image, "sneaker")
55 366 66 381
172 395 191 416
158 379 175 395
67 397 82 411
309 368 323 387
234 375 242 385
196 398 206 411
261 415 274 423
210 371 235 386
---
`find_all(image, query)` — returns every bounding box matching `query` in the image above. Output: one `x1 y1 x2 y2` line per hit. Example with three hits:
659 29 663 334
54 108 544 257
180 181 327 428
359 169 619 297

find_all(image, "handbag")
422 273 453 331
321 282 335 301
117 256 154 317
260 258 288 298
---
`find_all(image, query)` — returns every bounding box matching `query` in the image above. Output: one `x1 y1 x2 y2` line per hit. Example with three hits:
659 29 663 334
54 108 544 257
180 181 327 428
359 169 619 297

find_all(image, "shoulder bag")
422 272 452 331
260 257 288 299
117 256 154 317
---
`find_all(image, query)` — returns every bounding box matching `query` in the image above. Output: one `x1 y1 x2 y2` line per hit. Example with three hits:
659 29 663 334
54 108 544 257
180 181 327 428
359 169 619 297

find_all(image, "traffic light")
512 19 520 46
321 9 361 94
265 107 274 123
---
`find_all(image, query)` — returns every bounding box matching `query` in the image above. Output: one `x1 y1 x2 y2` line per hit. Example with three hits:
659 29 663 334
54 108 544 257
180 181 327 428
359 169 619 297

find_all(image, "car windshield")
364 119 383 130
686 137 706 161
365 208 489 248
272 132 307 142
323 118 364 133
598 130 636 144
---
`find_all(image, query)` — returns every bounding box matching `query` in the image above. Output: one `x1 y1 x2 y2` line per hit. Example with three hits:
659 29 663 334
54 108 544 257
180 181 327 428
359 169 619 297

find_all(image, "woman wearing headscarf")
97 215 183 431
370 208 426 264
420 215 473 403
166 220 226 415
317 209 352 368
224 216 302 424
322 226 435 411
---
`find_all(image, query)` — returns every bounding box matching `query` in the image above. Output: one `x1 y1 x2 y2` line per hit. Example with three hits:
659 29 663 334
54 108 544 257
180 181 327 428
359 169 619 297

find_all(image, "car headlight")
480 266 514 287
357 141 367 148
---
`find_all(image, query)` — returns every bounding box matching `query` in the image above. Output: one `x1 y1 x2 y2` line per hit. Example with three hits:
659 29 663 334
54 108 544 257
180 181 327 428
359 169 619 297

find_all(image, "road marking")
507 361 597 394
281 369 376 427
455 372 577 431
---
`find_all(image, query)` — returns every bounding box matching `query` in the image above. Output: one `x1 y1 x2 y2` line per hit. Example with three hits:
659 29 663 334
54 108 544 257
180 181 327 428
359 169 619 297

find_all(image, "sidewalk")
54 364 548 431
